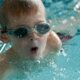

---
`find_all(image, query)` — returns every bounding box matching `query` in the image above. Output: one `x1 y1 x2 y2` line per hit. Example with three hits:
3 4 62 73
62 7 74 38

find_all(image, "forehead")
8 13 46 28
8 9 46 28
7 2 46 28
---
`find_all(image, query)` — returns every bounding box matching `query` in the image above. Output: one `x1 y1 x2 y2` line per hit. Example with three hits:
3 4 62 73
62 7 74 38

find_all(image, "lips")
30 47 38 54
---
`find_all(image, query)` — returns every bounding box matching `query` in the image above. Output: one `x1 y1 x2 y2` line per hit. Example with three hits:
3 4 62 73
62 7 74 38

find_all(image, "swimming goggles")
5 23 50 38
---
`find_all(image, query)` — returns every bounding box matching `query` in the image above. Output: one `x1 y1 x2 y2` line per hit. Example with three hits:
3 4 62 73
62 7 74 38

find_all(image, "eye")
14 28 28 38
36 23 50 34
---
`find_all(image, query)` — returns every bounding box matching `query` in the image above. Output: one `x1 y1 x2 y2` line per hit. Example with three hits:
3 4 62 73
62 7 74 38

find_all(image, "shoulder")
47 31 62 52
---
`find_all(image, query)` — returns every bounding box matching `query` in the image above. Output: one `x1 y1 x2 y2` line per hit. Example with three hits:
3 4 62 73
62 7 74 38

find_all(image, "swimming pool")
1 35 80 80
0 0 80 80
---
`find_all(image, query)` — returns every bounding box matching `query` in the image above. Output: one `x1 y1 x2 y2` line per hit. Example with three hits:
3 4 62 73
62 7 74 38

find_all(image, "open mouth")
30 47 38 54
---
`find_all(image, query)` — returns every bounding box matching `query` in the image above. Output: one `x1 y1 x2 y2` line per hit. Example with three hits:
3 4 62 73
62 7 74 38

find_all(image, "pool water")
1 35 80 80
0 0 80 80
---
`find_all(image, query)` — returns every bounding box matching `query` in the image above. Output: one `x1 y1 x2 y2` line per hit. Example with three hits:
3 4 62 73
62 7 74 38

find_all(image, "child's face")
7 9 50 59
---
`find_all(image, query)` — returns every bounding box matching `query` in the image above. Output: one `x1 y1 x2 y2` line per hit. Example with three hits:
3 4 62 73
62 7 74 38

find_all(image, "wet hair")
3 0 39 16
0 0 45 32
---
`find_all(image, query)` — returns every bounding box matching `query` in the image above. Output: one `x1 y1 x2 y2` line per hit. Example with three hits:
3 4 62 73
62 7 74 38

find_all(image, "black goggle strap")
0 23 51 37
0 25 8 34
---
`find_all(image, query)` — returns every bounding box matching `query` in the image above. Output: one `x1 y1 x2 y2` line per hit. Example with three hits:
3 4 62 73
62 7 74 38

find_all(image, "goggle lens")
14 27 28 38
35 23 50 34
7 23 50 38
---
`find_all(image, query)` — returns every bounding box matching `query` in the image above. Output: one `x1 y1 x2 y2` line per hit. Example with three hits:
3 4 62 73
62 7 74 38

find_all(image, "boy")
0 0 62 79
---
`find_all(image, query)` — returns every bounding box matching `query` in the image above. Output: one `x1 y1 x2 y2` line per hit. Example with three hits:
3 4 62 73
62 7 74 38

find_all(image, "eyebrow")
36 20 47 24
0 21 46 31
13 20 46 28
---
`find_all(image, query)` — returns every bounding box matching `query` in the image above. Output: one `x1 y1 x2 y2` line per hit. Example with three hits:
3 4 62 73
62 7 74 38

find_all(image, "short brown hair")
0 0 44 30
3 0 39 16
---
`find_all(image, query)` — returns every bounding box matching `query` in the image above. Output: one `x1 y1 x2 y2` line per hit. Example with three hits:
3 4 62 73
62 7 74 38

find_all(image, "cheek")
16 40 29 47
38 34 48 45
11 38 28 49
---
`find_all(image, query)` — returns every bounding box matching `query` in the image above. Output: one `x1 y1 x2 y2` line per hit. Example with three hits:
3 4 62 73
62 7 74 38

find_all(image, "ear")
0 32 9 43
0 24 9 43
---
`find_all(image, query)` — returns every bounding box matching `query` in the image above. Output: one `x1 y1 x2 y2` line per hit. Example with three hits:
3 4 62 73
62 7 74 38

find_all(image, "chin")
19 48 45 60
28 52 44 60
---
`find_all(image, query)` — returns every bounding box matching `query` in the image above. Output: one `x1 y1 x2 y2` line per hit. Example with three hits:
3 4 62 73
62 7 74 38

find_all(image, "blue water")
0 0 80 80
2 35 80 80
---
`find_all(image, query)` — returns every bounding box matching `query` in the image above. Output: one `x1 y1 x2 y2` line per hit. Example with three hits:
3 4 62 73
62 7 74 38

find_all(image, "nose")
29 32 40 41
